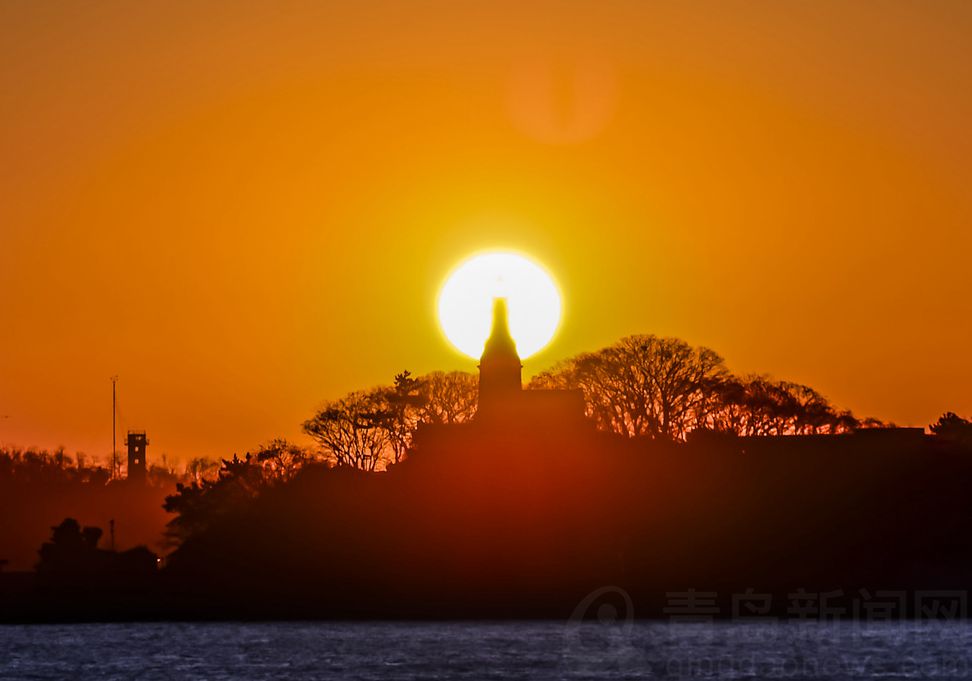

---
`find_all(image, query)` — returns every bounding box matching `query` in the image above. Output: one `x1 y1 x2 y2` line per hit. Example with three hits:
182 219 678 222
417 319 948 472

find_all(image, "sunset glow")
4 2 972 653
437 252 562 359
1 3 971 462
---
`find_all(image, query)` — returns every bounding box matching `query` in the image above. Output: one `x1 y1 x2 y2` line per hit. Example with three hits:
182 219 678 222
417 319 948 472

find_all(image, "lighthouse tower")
477 298 522 416
125 431 148 482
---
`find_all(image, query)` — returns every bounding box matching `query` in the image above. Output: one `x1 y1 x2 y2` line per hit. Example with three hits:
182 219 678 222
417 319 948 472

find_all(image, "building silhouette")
475 297 586 425
412 297 588 462
125 431 148 482
476 298 523 416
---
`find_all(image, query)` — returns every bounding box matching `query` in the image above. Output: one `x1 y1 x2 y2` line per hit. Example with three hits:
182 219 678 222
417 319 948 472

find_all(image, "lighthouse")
477 298 523 416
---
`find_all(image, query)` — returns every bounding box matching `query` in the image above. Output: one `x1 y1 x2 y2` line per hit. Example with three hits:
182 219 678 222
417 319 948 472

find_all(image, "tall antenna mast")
111 375 118 479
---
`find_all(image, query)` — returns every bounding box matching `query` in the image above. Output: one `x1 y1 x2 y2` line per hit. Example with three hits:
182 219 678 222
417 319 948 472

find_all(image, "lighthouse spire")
478 298 522 415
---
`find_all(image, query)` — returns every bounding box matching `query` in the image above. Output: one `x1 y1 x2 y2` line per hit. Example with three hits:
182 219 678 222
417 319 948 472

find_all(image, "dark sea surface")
1 621 971 680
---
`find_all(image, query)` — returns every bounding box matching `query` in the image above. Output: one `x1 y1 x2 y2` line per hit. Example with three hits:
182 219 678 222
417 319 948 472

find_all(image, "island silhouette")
2 298 971 621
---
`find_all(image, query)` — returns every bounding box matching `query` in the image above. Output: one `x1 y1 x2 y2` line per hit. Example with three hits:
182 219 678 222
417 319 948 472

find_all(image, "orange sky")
2 1 971 463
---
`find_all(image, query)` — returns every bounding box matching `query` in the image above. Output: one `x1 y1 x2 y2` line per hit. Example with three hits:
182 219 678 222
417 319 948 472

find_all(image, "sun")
437 251 562 360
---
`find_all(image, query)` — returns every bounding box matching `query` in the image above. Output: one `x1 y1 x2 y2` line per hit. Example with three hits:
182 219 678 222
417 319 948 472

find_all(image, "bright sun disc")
437 252 562 360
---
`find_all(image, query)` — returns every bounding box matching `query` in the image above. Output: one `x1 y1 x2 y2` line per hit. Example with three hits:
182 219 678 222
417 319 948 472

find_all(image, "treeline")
162 439 310 546
0 447 191 570
157 408 972 620
0 334 879 483
151 410 972 552
303 334 878 470
302 370 478 471
0 446 184 487
531 335 869 439
0 447 111 486
8 332 971 573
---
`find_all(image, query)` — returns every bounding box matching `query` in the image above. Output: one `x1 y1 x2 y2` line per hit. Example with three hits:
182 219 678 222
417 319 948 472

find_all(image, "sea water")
1 621 971 680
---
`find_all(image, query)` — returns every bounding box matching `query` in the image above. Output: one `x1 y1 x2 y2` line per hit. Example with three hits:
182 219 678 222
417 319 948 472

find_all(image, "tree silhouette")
378 371 426 465
531 337 858 439
36 518 102 579
417 371 478 425
163 452 274 545
930 412 972 447
35 517 158 592
255 438 312 481
185 457 219 485
302 371 478 470
530 335 728 439
302 390 392 471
